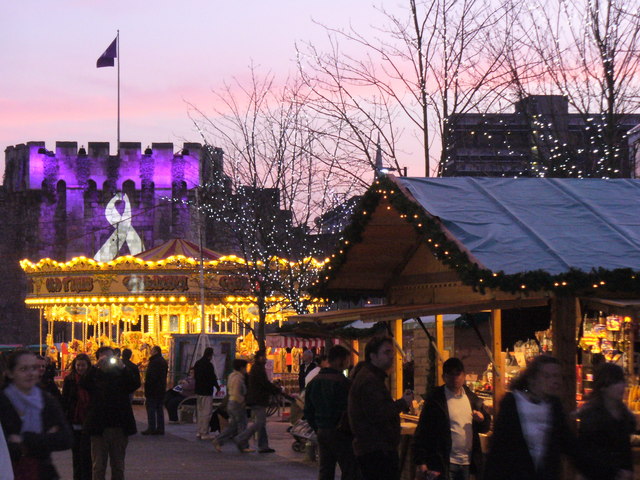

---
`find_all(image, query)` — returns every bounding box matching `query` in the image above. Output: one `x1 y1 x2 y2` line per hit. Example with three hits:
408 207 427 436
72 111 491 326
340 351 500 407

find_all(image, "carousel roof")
135 239 224 261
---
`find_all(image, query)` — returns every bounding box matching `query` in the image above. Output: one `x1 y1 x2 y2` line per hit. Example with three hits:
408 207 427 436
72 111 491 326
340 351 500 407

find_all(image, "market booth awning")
265 335 327 349
305 175 640 407
290 297 549 324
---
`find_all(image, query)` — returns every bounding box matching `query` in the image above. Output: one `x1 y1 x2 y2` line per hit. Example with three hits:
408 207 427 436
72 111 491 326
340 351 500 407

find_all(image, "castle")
1 141 227 342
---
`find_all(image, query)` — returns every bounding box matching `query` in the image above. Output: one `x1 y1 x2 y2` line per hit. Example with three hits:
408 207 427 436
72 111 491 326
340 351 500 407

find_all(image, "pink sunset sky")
0 0 425 177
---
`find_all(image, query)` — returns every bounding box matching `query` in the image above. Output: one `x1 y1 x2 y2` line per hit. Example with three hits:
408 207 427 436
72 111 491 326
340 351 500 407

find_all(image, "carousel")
20 239 317 369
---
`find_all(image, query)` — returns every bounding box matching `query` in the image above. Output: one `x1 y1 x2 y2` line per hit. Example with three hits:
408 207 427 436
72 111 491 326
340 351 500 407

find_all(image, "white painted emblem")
94 193 144 262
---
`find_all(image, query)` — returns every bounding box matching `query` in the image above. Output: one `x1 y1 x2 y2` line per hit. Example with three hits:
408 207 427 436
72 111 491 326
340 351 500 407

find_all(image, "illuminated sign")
46 277 94 293
122 275 189 292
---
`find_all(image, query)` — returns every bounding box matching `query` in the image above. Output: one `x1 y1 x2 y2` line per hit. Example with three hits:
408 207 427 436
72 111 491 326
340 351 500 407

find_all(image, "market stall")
293 175 640 420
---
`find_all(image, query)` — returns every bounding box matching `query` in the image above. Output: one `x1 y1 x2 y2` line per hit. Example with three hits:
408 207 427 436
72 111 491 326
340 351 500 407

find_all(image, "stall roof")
400 177 640 275
581 297 640 316
290 297 548 324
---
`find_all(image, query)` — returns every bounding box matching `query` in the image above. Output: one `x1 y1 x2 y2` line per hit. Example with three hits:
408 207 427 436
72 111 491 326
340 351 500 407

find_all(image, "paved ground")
51 405 318 480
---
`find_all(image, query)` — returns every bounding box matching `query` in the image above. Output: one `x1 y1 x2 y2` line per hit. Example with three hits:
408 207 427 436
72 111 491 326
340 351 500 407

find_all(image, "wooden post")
394 318 404 398
491 309 505 403
39 309 43 356
552 295 579 414
436 314 444 383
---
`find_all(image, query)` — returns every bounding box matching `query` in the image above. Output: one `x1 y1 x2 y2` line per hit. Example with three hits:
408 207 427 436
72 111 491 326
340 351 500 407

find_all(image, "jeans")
91 427 128 480
234 405 269 450
196 395 213 437
356 450 399 480
216 401 249 447
145 396 164 432
317 428 360 480
448 464 470 480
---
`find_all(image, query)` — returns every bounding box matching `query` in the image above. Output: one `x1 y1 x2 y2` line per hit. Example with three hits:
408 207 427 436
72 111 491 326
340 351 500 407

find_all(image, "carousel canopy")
135 238 224 261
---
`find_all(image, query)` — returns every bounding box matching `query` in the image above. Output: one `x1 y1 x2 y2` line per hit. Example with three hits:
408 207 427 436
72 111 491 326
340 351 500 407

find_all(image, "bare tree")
186 67 364 349
298 0 511 177
499 0 640 177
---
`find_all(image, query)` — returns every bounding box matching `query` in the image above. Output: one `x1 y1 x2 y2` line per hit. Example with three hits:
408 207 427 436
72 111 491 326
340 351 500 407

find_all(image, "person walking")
299 349 317 392
212 359 252 452
81 346 141 480
193 347 220 440
0 349 71 480
121 349 140 404
577 362 634 480
348 337 413 480
61 353 93 480
234 350 283 453
164 368 196 423
413 357 491 480
0 419 12 480
484 354 578 480
305 345 359 480
142 346 168 435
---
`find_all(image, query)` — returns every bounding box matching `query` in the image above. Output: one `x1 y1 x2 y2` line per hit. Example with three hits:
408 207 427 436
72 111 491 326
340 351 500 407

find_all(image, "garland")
313 176 640 298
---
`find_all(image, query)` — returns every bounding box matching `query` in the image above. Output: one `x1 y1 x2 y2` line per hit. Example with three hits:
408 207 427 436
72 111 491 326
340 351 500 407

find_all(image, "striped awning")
135 239 224 261
265 335 330 349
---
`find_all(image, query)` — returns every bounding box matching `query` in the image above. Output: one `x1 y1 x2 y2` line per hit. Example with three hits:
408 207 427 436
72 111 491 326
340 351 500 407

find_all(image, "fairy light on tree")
178 67 366 349
494 0 640 178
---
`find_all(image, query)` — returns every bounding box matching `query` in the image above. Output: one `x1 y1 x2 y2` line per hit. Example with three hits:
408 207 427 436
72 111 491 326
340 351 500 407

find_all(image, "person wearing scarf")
0 349 71 480
0 419 13 480
62 354 92 480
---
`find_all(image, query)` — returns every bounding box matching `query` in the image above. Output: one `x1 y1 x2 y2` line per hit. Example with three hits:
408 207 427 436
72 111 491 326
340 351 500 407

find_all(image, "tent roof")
399 177 640 275
318 176 640 297
135 239 224 261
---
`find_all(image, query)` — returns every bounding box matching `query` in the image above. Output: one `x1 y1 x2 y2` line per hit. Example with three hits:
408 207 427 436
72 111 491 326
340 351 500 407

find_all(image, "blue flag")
97 36 117 68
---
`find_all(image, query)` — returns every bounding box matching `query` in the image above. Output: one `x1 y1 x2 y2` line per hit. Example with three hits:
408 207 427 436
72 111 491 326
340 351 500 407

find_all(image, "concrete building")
443 95 640 177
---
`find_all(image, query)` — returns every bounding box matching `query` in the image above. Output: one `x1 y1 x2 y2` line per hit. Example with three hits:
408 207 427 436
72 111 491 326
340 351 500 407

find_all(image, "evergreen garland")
314 176 640 298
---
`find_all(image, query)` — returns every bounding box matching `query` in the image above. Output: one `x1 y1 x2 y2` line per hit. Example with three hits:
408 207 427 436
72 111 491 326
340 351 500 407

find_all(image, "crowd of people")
0 337 636 480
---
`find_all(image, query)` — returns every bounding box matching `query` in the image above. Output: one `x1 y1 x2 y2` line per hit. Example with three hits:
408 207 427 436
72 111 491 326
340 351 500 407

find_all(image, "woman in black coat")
0 349 71 480
61 354 92 480
577 363 634 480
484 355 577 480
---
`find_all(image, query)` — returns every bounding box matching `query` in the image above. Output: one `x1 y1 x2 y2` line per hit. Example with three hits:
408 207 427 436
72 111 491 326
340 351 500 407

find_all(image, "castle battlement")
4 141 223 192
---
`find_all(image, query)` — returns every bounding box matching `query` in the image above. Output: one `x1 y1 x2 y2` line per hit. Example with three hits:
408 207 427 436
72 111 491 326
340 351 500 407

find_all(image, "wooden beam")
551 295 579 414
436 314 444 383
394 318 404 399
492 309 505 403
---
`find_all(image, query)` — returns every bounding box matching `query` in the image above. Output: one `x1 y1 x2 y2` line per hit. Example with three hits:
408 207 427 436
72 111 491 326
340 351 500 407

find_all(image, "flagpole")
117 30 120 158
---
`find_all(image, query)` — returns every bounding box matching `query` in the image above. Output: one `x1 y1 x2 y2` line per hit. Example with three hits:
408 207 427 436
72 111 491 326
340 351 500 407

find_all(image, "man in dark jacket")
413 358 491 480
81 346 141 480
305 344 359 480
193 346 220 440
348 337 413 480
121 348 140 403
234 350 282 453
142 346 168 435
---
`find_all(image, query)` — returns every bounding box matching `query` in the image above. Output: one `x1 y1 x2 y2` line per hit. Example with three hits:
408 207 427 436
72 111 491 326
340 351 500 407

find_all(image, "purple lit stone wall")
0 141 225 343
3 141 220 262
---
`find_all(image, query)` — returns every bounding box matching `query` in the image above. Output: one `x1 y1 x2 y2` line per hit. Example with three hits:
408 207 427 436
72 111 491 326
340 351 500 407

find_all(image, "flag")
97 36 117 68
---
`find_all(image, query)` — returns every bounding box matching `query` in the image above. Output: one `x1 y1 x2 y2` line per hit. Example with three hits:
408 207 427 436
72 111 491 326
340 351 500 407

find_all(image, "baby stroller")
288 418 317 453
287 395 317 453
